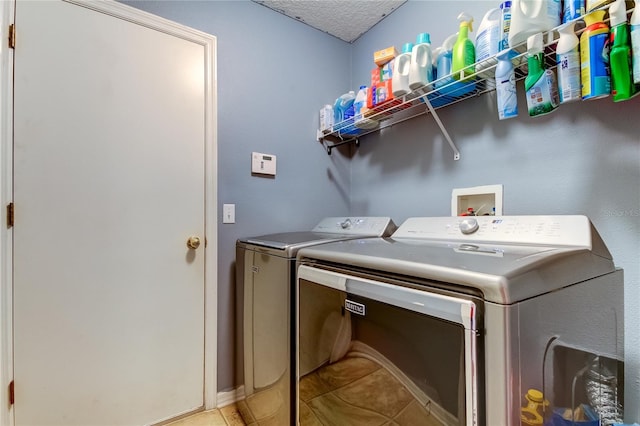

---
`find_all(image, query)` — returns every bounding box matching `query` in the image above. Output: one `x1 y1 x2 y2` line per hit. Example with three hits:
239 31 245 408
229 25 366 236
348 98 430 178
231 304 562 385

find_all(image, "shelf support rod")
423 96 460 161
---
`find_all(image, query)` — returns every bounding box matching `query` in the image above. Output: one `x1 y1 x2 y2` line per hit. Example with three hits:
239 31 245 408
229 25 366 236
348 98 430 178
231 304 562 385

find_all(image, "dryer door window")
297 265 482 426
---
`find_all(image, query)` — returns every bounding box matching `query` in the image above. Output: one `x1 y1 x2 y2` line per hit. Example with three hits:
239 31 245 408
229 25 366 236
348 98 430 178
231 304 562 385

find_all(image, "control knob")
459 218 479 234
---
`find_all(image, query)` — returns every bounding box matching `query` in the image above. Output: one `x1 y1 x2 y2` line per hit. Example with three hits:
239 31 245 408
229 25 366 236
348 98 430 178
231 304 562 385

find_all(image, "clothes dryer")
236 217 396 425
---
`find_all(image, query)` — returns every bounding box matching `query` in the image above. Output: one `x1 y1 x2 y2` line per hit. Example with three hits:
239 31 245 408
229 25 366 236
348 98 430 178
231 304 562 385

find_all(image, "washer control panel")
393 216 592 247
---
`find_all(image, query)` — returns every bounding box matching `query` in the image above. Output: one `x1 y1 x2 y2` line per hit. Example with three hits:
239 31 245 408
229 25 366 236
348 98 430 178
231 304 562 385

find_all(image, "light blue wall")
350 1 640 420
123 0 352 392
124 0 639 418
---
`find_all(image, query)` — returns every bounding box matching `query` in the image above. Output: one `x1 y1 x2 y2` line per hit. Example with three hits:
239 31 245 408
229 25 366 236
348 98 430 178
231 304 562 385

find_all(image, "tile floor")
170 353 447 425
166 404 246 426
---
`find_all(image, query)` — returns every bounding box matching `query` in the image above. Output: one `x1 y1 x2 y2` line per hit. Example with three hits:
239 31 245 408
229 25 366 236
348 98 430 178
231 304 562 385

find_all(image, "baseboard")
216 385 245 408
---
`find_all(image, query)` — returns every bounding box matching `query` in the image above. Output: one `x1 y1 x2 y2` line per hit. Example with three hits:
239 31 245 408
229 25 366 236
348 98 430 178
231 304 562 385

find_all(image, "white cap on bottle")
609 0 627 27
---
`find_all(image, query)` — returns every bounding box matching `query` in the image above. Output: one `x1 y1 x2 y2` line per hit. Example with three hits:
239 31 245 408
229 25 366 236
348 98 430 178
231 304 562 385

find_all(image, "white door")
12 1 213 424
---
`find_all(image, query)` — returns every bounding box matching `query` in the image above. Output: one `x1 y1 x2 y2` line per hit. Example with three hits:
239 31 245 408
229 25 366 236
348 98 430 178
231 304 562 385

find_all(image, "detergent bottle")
333 91 355 124
563 0 585 23
500 1 512 51
556 22 581 103
609 0 635 101
409 33 434 91
476 7 502 74
353 86 379 129
353 86 368 121
452 12 476 81
632 1 640 85
580 10 610 100
508 0 561 48
435 33 477 98
520 389 549 425
525 32 559 116
495 49 518 119
392 42 414 97
319 104 333 134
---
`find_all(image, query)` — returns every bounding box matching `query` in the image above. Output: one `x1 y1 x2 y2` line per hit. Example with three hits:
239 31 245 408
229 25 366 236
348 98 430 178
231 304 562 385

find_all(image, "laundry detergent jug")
508 0 561 48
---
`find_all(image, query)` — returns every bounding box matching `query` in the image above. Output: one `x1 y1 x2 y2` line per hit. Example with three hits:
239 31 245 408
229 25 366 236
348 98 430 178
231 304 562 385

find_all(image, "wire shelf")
319 4 635 156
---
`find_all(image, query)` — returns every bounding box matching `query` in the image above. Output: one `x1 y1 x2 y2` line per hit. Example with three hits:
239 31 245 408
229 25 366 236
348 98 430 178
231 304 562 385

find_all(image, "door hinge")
8 24 15 49
8 380 14 405
7 203 14 228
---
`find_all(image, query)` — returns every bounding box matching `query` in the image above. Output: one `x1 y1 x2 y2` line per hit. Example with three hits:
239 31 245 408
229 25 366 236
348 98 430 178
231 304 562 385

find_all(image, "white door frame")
0 1 218 424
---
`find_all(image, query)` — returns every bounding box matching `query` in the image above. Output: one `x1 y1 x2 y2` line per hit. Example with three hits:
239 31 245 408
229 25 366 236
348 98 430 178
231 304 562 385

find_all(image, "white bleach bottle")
508 0 561 48
409 33 433 91
392 42 414 97
556 21 581 103
476 7 502 74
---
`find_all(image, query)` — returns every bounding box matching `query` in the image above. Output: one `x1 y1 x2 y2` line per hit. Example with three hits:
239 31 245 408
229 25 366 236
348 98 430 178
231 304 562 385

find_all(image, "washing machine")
296 215 624 426
235 216 397 425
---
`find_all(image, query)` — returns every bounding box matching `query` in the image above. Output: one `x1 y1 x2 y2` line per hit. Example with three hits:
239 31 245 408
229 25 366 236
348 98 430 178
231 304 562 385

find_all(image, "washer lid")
297 216 616 304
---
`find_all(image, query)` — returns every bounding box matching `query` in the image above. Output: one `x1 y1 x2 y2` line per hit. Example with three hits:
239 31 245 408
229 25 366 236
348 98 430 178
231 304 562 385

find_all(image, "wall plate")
452 184 503 216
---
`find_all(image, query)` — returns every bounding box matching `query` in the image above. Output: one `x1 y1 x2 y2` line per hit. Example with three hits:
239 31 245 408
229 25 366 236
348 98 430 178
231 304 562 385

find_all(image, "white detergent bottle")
495 49 518 119
476 7 502 74
353 86 379 129
392 42 414 97
409 33 433 91
508 0 561 48
631 3 640 85
556 22 581 103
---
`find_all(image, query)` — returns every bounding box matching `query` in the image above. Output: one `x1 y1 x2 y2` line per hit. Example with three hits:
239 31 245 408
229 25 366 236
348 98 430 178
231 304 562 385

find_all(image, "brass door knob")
187 236 201 249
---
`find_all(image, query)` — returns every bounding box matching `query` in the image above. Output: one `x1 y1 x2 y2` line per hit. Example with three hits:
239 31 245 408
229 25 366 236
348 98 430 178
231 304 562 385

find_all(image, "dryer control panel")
312 217 397 236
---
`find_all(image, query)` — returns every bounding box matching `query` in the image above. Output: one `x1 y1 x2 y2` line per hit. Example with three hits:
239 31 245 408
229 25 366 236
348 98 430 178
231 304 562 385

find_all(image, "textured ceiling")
252 0 407 43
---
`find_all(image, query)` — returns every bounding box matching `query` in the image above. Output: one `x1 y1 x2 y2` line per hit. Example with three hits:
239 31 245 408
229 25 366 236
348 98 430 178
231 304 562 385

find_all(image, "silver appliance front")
295 216 624 426
297 264 483 426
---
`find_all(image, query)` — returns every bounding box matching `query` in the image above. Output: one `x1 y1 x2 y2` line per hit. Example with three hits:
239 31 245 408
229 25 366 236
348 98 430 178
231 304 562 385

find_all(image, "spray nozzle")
557 21 576 36
457 12 474 32
526 33 543 56
609 0 627 27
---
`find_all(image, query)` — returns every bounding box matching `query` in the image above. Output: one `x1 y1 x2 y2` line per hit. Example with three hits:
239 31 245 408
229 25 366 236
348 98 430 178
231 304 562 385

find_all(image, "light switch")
251 152 276 176
223 204 235 224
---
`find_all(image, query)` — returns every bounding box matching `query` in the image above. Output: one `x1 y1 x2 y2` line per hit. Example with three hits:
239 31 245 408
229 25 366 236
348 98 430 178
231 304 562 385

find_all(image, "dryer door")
297 265 483 426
